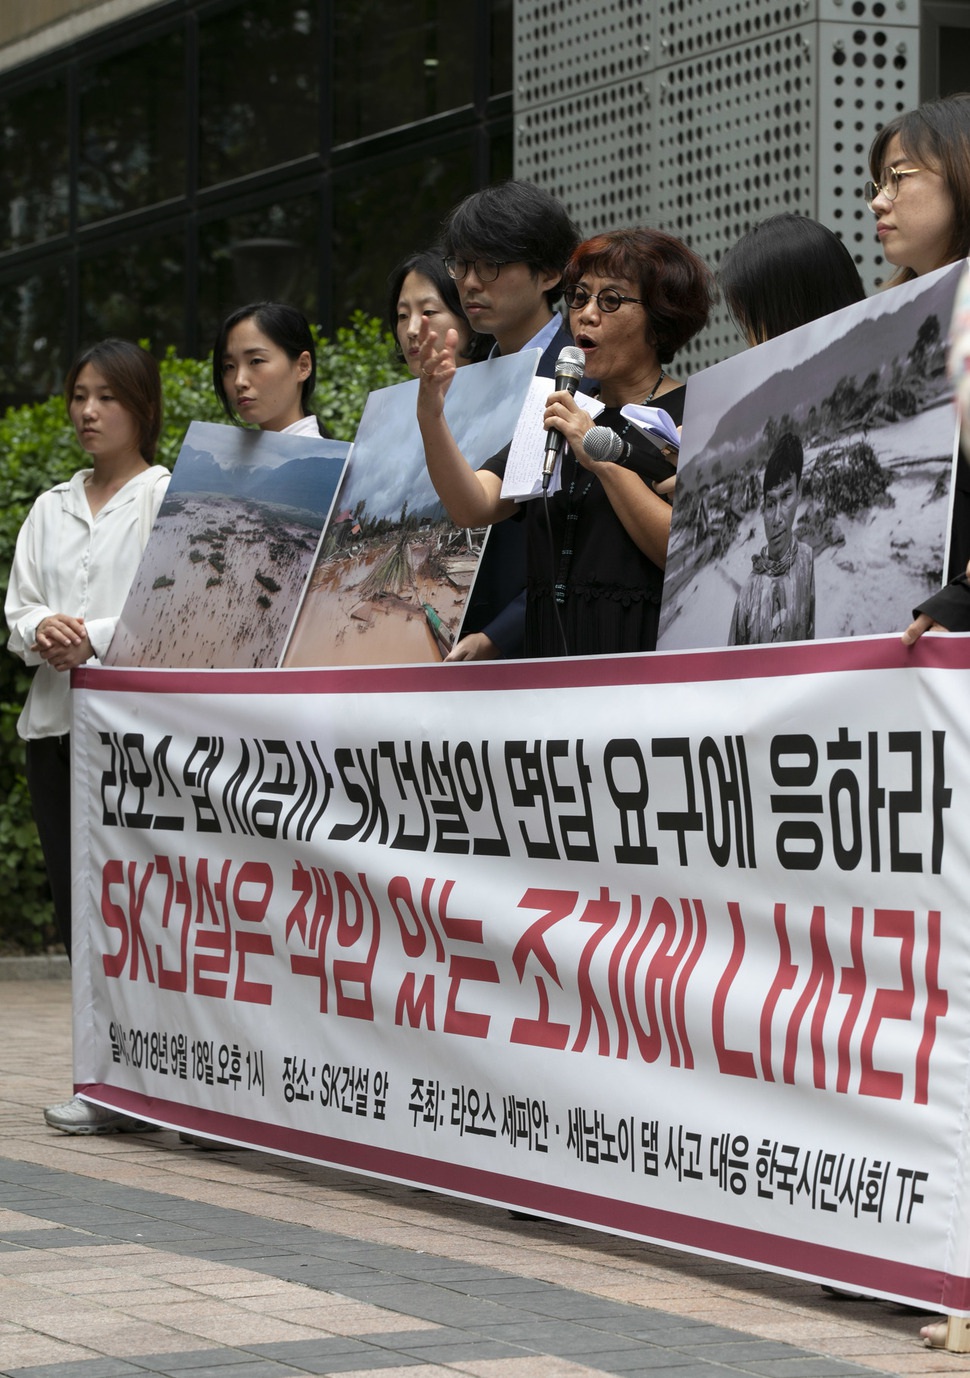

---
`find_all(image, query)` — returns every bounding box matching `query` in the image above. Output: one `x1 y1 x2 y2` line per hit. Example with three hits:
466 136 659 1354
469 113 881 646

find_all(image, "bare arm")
416 322 516 527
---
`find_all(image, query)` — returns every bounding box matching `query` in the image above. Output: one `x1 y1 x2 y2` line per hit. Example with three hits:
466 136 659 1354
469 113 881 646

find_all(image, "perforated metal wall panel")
816 19 919 290
515 1 654 230
514 0 919 371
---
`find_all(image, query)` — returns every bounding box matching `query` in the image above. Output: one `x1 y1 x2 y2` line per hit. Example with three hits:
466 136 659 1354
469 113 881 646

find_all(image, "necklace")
552 369 668 605
644 368 665 402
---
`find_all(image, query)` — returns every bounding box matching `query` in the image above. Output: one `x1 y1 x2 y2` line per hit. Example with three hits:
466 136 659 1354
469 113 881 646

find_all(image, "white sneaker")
43 1096 157 1135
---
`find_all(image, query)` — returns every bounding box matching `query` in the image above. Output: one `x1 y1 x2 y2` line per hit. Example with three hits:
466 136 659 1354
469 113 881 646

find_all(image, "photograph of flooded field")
282 351 538 667
657 261 963 650
106 421 349 668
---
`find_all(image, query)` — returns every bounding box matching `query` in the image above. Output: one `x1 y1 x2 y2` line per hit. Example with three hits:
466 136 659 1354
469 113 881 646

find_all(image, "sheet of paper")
620 404 681 452
499 378 603 501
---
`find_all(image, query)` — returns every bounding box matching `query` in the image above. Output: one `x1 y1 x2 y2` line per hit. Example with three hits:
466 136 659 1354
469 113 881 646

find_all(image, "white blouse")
280 414 324 437
5 465 170 739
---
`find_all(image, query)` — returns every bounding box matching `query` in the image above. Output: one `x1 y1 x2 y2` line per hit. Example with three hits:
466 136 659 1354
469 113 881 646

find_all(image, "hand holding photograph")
658 261 964 650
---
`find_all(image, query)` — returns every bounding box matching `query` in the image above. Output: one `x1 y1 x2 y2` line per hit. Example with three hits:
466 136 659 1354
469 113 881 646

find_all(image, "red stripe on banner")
80 1083 964 1313
71 632 970 699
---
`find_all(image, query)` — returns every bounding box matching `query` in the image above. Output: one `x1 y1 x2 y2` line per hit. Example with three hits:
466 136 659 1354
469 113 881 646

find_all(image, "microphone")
583 426 631 465
542 346 586 490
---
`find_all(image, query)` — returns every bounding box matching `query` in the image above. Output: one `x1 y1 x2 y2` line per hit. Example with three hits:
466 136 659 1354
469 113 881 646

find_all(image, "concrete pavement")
0 978 964 1378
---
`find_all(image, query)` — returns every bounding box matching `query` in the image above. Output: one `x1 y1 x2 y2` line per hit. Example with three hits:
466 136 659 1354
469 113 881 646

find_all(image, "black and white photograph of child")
658 261 964 650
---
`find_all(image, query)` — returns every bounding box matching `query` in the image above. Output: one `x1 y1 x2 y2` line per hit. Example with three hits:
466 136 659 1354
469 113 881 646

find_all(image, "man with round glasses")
435 180 582 660
442 180 580 371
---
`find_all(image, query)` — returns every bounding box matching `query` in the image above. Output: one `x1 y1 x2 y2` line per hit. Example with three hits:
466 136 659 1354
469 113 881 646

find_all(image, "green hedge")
0 314 405 952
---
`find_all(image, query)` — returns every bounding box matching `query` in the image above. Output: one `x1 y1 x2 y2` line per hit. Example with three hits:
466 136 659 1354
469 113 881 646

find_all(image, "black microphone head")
583 426 625 463
554 345 585 383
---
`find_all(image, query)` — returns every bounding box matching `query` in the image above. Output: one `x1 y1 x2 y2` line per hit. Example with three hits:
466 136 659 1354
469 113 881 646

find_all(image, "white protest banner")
70 635 970 1311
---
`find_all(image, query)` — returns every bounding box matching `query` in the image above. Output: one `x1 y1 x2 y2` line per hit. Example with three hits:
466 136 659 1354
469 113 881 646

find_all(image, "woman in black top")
863 95 970 647
417 227 714 657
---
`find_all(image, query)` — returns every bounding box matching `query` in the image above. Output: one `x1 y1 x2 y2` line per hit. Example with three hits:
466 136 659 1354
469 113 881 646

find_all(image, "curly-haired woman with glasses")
417 226 715 657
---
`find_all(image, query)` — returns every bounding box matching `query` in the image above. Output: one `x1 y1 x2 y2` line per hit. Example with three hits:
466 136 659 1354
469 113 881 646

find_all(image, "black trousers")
25 734 73 956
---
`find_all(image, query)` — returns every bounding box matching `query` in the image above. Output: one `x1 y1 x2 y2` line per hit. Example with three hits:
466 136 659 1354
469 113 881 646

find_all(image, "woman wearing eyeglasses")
865 93 970 288
388 248 492 375
866 94 970 652
864 100 970 1350
417 227 715 657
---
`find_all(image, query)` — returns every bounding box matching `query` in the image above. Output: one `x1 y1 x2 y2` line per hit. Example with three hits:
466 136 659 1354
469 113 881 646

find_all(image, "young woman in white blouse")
5 339 169 1135
213 301 327 437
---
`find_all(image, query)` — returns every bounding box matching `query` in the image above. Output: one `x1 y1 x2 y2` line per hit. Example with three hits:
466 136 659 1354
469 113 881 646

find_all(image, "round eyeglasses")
443 256 508 283
562 285 646 313
863 165 921 212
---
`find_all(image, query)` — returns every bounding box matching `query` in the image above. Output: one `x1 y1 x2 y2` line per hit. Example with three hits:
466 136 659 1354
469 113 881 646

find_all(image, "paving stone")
126 1351 258 1371
578 1352 697 1375
357 1330 522 1356
0 970 937 1378
724 1361 886 1377
261 1355 423 1374
1 1229 117 1249
137 1365 298 1378
4 1362 148 1378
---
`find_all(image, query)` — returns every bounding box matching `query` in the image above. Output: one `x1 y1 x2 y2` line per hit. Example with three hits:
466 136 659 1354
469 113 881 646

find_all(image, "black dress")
483 387 685 658
912 440 970 629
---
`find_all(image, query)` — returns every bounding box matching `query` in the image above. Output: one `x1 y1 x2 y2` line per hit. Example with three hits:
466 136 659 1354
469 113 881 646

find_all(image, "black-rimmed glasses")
863 165 921 211
563 285 645 313
443 256 509 283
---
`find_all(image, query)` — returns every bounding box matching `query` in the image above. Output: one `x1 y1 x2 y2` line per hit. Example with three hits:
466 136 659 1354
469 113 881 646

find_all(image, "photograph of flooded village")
105 422 349 669
282 351 539 667
657 261 963 649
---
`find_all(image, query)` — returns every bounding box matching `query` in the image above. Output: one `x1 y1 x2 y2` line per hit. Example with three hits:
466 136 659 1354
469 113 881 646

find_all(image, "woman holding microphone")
416 226 714 657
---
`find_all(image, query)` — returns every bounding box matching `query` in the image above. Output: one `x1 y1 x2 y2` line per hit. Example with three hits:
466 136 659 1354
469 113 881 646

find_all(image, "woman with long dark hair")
719 213 865 344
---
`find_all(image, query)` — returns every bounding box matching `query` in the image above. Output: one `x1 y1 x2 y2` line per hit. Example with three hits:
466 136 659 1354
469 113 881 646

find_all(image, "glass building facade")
0 0 513 409
0 0 964 404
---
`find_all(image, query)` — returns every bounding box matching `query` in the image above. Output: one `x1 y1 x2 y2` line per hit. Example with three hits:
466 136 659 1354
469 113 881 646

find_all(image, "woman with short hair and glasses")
417 226 715 657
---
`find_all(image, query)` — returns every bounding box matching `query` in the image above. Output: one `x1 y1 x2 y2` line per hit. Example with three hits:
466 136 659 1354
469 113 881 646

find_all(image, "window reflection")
490 0 513 96
332 146 474 324
197 196 320 350
0 268 69 409
334 2 474 144
79 234 186 353
199 3 318 186
0 0 514 404
78 31 186 223
490 128 514 183
0 79 68 251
